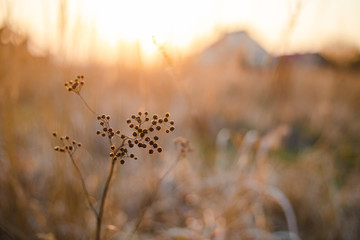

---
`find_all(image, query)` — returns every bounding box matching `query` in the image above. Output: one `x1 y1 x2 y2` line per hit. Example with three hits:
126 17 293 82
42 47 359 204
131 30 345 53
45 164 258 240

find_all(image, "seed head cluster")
53 132 82 155
64 75 85 94
96 111 175 164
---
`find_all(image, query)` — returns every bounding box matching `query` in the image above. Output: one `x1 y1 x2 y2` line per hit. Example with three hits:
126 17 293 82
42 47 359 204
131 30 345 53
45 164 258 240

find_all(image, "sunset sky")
1 0 359 65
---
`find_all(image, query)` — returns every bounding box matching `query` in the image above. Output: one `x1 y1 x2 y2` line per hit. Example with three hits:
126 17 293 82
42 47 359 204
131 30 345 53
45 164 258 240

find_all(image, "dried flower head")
53 133 82 156
64 75 85 94
94 111 175 164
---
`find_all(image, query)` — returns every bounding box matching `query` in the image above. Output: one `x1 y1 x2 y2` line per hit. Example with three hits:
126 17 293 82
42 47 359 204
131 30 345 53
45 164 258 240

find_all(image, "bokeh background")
1 0 360 239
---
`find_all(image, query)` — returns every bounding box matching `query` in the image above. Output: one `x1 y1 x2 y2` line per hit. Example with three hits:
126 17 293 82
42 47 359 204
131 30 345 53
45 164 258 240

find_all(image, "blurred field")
0 24 360 240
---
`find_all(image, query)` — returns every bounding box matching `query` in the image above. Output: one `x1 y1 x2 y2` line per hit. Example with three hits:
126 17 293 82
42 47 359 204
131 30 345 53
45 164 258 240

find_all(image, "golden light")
2 0 360 65
76 0 219 64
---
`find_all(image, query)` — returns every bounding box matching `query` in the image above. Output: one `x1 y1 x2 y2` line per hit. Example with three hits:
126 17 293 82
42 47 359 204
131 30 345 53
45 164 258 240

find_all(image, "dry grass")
0 25 360 240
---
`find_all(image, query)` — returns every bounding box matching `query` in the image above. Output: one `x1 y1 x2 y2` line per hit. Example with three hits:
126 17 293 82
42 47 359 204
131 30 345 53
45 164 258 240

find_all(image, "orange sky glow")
1 0 359 66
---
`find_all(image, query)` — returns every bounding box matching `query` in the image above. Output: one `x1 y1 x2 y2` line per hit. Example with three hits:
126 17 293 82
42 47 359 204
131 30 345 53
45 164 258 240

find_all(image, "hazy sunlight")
1 0 360 65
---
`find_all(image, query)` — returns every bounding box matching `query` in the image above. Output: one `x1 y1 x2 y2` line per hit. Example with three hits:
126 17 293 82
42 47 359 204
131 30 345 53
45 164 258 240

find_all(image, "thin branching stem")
78 93 97 116
68 153 98 218
96 157 117 240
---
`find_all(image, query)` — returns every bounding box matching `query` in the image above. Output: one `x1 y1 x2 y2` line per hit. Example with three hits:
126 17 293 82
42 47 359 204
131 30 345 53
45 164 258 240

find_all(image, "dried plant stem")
68 153 98 218
74 87 115 240
96 157 117 240
78 93 97 116
61 80 175 240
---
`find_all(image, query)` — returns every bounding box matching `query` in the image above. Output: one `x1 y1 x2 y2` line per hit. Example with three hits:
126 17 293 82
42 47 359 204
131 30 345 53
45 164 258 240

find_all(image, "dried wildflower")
94 112 175 165
64 75 85 94
52 133 82 155
55 76 178 240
